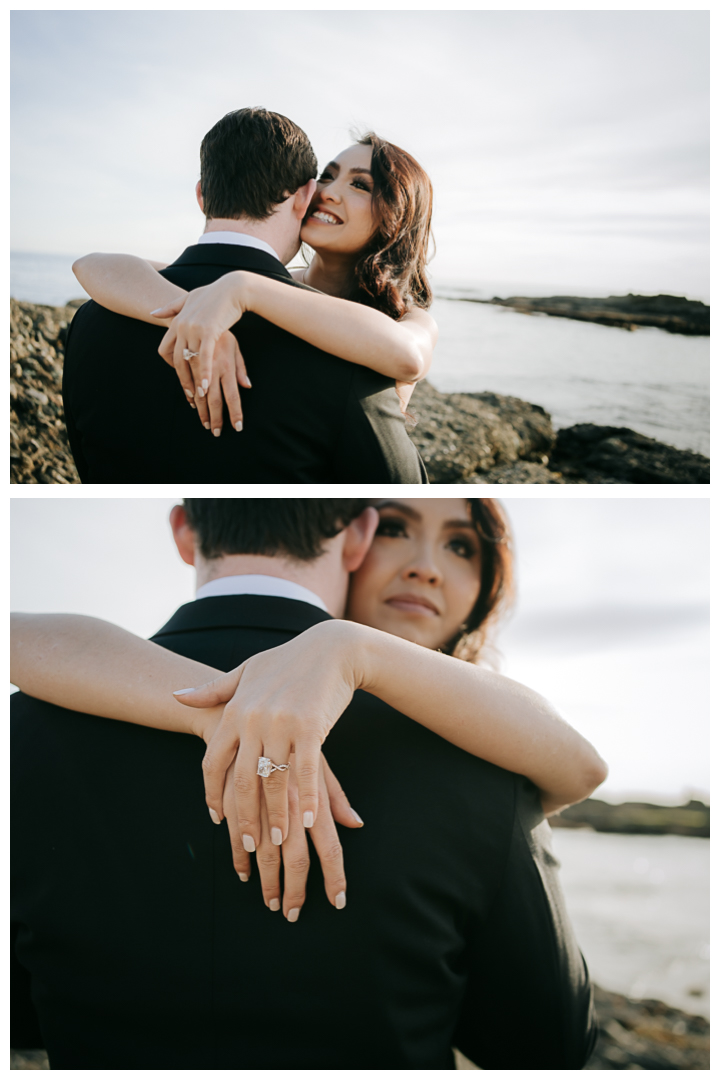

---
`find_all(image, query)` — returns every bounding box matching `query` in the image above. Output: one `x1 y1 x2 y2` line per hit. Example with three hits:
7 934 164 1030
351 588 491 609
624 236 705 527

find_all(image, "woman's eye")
376 517 408 539
352 179 371 192
448 537 476 559
318 172 332 182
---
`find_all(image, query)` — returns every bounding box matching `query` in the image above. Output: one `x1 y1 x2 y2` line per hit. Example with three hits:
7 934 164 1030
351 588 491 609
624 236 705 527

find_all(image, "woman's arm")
154 270 438 391
177 619 608 840
72 254 184 327
11 613 222 736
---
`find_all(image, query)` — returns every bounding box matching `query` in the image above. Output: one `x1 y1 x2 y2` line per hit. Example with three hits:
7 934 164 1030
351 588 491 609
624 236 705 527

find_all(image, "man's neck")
195 554 348 617
203 216 298 265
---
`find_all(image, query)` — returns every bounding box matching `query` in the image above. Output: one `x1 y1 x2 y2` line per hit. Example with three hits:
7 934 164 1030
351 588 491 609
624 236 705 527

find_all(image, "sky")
10 496 710 805
11 9 709 299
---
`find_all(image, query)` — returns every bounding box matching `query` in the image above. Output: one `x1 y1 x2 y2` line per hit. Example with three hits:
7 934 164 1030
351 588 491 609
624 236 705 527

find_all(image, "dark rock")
550 424 710 485
9 299 710 486
550 798 710 838
474 293 710 336
10 299 81 484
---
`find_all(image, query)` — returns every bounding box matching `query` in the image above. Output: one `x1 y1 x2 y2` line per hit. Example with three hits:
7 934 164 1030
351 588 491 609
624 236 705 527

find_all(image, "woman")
12 498 608 923
73 134 438 436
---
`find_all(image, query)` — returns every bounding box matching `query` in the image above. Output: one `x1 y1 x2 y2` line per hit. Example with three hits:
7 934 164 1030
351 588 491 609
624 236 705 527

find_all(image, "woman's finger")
220 368 244 433
172 668 244 708
174 357 196 407
322 755 364 829
222 760 251 881
233 735 264 854
281 782 309 922
195 389 210 429
158 325 178 366
309 771 347 911
294 738 322 831
200 723 240 825
234 341 252 390
192 335 215 398
258 745 292 846
255 794 282 912
150 298 186 321
206 378 224 438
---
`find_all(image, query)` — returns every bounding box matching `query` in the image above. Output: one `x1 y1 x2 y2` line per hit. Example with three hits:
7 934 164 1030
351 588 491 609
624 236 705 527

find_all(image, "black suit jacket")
62 245 427 484
11 596 596 1069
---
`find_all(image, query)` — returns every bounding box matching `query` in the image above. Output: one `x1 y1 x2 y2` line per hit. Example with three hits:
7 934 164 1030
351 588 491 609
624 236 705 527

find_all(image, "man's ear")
195 180 204 214
342 507 379 573
292 177 317 222
169 505 196 567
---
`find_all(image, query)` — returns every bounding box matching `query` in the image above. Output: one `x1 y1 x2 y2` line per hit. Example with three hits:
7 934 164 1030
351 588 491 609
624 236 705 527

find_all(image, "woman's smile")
301 143 376 255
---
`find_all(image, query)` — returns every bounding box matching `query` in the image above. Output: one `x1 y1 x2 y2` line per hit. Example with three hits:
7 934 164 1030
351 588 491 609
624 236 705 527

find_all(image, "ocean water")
551 830 709 1018
430 297 709 456
10 252 709 456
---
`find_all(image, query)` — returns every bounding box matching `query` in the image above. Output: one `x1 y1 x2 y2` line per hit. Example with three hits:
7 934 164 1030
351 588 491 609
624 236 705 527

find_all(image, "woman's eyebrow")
349 167 373 177
443 519 476 531
376 500 419 520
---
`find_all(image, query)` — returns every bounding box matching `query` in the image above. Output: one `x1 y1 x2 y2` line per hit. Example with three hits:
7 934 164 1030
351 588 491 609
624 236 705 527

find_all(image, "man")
12 499 596 1068
62 108 426 483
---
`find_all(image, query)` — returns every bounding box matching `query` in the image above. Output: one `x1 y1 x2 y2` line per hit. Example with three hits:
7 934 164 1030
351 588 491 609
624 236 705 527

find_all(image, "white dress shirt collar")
197 231 281 263
195 574 328 613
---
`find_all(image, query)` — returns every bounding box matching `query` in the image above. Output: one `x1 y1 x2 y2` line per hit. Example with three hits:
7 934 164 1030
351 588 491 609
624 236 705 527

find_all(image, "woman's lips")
308 208 343 225
384 594 440 616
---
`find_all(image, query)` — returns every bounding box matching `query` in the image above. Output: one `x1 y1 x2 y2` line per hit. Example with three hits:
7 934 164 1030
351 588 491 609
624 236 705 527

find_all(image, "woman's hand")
184 331 248 436
173 621 364 848
154 271 253 399
223 753 360 919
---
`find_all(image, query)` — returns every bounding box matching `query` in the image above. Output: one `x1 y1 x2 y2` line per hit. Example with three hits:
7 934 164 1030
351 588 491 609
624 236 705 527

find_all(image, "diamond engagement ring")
257 756 290 778
182 348 200 361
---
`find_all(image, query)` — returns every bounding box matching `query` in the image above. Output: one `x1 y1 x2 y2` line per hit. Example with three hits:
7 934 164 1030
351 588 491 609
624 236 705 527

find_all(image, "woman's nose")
402 551 442 586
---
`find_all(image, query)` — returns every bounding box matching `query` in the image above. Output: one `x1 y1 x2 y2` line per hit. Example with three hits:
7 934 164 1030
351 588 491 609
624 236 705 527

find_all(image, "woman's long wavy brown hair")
350 132 434 320
444 499 515 665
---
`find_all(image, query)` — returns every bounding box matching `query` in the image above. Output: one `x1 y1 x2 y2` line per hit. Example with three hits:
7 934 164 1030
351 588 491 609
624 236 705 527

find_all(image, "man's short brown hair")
183 499 370 561
199 107 317 221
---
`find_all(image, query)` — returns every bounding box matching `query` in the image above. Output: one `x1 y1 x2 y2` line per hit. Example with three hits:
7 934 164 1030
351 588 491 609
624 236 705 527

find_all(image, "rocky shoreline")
550 798 709 838
11 984 710 1070
10 299 710 485
467 292 710 336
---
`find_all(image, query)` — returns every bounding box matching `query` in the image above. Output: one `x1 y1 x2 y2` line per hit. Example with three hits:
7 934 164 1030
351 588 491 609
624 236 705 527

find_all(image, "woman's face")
346 499 482 651
300 143 376 256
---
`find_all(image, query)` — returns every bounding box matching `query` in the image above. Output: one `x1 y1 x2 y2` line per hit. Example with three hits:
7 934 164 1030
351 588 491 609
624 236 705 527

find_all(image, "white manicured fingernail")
238 872 249 883
287 907 300 923
351 809 364 825
235 420 243 431
213 428 221 438
269 898 281 911
202 378 209 390
209 808 221 825
184 388 194 398
335 891 346 910
303 811 314 829
173 688 196 695
203 422 210 430
197 387 205 398
271 827 282 846
242 834 255 852
150 308 164 315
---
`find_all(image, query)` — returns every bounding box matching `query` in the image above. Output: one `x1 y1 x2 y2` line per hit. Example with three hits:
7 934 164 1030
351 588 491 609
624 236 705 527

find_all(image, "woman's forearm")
11 614 222 737
346 623 608 814
72 254 186 326
242 273 430 382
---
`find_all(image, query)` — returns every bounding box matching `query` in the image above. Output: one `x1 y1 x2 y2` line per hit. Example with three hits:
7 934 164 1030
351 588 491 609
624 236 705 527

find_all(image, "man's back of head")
199 107 317 223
